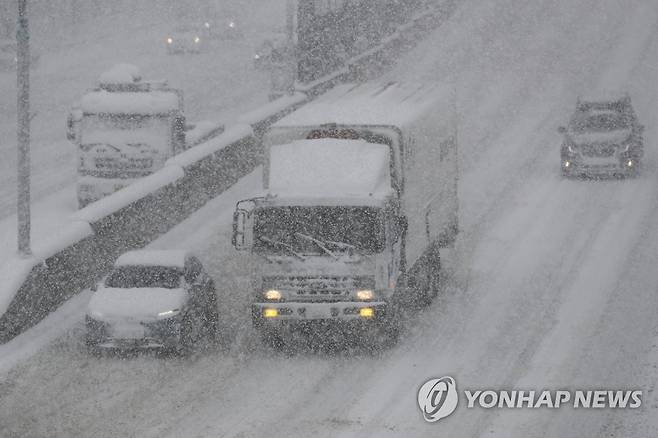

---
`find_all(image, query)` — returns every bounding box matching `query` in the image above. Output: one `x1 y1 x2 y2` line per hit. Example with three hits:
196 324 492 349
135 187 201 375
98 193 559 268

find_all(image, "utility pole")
285 0 297 87
17 0 31 256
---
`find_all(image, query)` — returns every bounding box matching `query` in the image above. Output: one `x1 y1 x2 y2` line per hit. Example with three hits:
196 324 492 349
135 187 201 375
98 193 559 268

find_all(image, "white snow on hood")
87 287 188 321
115 250 187 268
568 128 632 145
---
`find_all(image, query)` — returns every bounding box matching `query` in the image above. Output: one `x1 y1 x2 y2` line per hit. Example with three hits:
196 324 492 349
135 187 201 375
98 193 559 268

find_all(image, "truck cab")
233 82 459 348
67 64 186 208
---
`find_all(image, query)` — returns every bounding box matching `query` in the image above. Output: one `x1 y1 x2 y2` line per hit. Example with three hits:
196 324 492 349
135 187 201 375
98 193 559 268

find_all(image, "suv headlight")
157 309 181 319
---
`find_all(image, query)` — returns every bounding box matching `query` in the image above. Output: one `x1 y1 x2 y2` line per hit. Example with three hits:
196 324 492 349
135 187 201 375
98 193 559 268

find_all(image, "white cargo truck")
67 64 186 208
232 82 459 347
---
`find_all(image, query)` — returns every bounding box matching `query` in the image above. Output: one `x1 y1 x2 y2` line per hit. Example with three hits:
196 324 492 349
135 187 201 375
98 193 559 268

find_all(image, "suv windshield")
105 266 182 289
253 206 385 255
570 111 630 132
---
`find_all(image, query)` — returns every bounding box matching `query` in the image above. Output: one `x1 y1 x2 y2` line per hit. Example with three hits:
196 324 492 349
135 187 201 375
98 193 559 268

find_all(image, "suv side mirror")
557 126 567 134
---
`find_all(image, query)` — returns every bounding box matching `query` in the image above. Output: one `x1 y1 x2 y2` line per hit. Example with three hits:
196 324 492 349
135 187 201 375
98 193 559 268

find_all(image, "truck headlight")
356 289 374 301
194 36 200 44
167 37 173 44
264 289 282 301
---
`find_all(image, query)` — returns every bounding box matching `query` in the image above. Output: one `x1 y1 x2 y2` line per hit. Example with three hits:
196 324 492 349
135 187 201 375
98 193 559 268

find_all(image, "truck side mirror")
232 209 250 250
557 126 567 134
173 115 186 153
66 111 81 142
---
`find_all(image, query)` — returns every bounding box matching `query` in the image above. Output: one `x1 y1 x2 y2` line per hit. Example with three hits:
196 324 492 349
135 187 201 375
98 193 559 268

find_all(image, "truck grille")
581 144 616 157
95 157 153 170
264 276 373 301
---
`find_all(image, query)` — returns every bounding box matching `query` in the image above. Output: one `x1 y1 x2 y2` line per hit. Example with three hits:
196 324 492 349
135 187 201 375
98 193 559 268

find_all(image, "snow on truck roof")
268 139 392 202
98 63 142 84
115 250 187 269
273 81 453 128
80 89 181 115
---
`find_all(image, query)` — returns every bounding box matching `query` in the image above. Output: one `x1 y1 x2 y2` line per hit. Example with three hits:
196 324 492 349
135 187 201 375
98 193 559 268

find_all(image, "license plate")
112 324 144 339
582 156 616 166
305 305 331 319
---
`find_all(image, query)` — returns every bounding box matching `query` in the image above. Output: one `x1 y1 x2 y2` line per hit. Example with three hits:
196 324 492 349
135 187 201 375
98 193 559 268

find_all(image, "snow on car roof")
80 89 180 114
268 139 392 201
273 81 453 128
577 91 630 105
115 250 187 269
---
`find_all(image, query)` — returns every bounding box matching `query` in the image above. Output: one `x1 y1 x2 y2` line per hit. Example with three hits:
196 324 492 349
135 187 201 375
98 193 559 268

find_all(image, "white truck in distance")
67 64 186 208
232 82 459 347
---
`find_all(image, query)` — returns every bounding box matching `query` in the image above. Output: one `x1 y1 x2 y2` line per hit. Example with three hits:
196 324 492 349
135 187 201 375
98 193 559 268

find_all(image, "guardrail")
0 2 455 343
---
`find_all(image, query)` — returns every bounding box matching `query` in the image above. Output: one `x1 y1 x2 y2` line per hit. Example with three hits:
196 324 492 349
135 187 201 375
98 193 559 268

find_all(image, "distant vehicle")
559 93 644 178
67 64 187 208
166 24 207 54
0 38 39 71
232 82 459 349
200 18 243 40
253 34 287 70
85 250 219 355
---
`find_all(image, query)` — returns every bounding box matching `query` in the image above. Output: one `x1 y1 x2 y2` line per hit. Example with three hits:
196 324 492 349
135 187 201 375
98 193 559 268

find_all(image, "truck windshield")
81 114 169 150
570 112 630 133
253 206 385 255
105 266 182 289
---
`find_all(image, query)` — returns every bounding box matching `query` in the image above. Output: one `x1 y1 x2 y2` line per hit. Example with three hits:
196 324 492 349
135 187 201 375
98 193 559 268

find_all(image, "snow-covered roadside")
0 291 91 377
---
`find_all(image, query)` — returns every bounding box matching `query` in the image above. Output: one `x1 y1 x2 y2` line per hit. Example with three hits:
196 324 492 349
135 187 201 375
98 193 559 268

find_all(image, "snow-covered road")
1 0 657 436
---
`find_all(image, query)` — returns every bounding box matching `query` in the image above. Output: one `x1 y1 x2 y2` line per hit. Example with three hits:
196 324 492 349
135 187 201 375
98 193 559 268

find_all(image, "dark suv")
558 93 644 177
85 250 219 355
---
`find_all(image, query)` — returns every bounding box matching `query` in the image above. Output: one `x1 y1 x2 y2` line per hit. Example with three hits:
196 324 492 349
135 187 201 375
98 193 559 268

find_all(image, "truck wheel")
378 307 401 348
84 337 101 356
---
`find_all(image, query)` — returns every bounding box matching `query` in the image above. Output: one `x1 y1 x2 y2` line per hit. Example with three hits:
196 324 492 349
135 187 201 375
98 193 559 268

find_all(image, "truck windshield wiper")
294 232 339 260
258 236 305 261
323 240 356 251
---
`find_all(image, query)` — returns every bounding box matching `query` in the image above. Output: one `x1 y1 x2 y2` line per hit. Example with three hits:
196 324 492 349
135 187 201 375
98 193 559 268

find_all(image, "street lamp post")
17 0 31 257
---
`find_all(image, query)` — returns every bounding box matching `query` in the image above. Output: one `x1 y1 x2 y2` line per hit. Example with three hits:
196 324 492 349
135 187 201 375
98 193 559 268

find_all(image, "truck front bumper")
252 301 390 325
78 176 140 204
